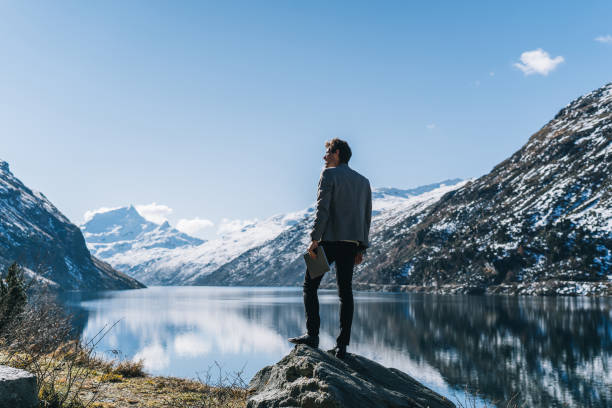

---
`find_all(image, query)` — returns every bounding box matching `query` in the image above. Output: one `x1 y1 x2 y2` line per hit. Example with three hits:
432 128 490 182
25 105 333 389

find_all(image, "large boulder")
0 365 38 408
247 345 455 408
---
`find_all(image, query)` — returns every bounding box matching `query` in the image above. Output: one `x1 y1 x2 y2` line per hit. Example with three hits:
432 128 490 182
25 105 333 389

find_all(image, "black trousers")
303 241 358 347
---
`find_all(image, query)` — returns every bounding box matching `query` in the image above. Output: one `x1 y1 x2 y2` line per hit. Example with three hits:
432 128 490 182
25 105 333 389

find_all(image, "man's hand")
308 240 319 259
354 252 364 265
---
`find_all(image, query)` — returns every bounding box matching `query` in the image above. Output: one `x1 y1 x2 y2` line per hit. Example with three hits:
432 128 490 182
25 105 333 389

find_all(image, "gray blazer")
310 163 372 253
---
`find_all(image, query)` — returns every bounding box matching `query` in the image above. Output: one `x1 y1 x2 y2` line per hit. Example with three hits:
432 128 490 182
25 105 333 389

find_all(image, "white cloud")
82 206 122 223
135 202 173 224
176 217 214 237
595 35 612 43
489 72 495 77
426 124 436 130
514 49 564 76
217 218 258 236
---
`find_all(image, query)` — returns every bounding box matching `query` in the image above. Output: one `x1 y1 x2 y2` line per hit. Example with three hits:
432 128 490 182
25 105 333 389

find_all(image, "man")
288 138 372 359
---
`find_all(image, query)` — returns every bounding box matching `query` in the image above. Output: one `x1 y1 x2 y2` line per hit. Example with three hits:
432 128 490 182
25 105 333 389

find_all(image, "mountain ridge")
81 180 465 286
0 160 144 291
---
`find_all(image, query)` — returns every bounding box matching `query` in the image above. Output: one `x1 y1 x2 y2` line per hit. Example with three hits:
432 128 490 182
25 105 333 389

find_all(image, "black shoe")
288 333 319 348
330 345 347 359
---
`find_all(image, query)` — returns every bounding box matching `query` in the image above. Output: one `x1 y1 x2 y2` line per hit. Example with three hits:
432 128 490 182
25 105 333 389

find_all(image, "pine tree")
0 262 27 334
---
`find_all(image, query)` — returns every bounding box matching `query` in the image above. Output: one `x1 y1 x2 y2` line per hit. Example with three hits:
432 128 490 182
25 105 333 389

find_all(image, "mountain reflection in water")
61 287 611 408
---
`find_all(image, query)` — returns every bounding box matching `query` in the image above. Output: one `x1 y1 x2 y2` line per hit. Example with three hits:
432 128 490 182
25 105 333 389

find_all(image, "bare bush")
0 264 110 408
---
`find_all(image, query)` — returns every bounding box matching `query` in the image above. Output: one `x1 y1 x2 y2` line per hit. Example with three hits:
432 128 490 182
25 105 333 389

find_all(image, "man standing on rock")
289 138 372 359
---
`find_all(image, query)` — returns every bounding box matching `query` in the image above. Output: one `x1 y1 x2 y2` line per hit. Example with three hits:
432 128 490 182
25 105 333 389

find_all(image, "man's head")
323 138 352 168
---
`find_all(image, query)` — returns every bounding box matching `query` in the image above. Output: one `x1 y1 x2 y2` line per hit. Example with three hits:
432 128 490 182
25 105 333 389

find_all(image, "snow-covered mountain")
82 206 204 257
81 205 316 285
358 82 612 295
192 179 467 286
81 179 463 286
0 161 144 290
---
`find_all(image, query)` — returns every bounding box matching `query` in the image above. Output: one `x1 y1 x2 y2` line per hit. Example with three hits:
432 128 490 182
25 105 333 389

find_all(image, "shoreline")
66 280 612 297
344 279 612 296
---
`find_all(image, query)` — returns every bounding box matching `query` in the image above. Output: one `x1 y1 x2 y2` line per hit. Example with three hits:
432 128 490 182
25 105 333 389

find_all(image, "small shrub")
113 359 146 378
0 263 115 408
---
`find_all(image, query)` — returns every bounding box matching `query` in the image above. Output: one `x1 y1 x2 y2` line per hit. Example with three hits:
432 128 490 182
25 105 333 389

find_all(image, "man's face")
323 148 340 168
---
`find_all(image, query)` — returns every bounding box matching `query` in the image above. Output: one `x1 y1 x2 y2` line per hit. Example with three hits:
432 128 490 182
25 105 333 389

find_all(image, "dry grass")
0 267 247 407
2 347 248 408
78 370 248 407
111 359 146 378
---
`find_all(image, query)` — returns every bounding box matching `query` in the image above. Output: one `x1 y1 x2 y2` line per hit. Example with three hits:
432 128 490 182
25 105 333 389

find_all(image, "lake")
61 287 611 407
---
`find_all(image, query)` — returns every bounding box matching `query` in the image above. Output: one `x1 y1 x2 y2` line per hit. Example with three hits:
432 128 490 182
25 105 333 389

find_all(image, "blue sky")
1 1 611 239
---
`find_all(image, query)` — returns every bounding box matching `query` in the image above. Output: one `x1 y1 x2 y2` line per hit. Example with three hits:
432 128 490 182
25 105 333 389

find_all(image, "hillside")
0 161 144 290
358 83 611 295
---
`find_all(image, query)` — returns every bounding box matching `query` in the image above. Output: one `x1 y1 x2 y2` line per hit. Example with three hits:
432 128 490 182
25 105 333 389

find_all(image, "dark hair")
325 138 352 164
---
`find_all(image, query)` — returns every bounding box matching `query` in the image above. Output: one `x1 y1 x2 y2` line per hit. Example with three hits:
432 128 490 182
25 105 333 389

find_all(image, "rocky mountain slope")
358 83 612 294
0 160 144 290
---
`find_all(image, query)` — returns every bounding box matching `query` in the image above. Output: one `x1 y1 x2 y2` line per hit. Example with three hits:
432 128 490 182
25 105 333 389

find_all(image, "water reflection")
62 288 611 408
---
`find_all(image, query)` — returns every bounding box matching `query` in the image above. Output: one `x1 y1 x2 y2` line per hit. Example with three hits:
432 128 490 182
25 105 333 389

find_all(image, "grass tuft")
99 372 124 383
112 359 146 378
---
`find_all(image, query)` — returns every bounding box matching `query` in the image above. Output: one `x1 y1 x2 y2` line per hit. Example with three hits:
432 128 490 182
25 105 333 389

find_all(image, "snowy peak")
82 205 148 238
550 82 612 131
81 205 204 259
518 82 612 166
0 159 70 226
372 179 463 200
0 159 10 174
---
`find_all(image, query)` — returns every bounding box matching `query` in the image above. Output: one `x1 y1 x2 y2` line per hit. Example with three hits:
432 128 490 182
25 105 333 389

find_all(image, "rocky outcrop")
0 365 38 408
247 344 455 408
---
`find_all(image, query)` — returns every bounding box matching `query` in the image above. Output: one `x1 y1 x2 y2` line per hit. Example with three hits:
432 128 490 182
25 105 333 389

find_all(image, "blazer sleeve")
310 169 333 242
359 181 372 254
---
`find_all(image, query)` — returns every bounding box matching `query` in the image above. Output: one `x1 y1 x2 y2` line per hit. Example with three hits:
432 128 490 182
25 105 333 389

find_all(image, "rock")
0 365 38 408
247 344 455 408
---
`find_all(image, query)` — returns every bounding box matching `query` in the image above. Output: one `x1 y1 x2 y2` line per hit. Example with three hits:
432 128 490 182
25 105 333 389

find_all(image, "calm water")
61 287 611 407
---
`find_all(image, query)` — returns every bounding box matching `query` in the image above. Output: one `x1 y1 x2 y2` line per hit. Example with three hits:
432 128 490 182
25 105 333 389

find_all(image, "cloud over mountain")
135 202 174 224
514 49 564 76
